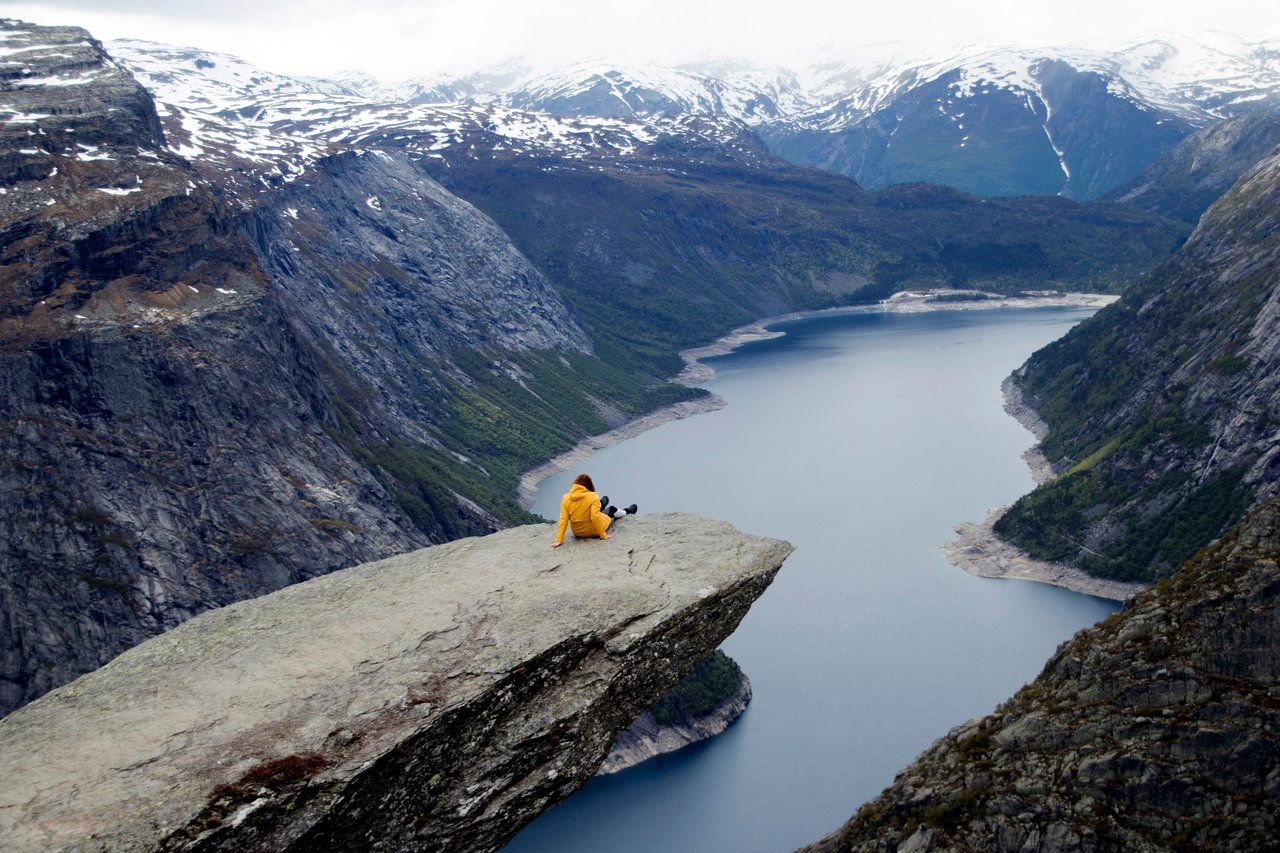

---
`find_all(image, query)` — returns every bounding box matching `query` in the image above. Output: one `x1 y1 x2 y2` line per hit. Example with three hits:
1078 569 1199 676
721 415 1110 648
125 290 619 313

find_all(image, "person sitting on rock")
552 473 637 548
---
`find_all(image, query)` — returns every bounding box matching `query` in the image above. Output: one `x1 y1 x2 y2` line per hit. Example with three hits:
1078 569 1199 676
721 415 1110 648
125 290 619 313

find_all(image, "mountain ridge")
181 30 1280 200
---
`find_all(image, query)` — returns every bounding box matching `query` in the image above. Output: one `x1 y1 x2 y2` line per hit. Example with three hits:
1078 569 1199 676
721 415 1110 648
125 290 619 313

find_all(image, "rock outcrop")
0 19 618 716
995 143 1280 583
599 653 752 775
0 513 791 851
807 495 1280 852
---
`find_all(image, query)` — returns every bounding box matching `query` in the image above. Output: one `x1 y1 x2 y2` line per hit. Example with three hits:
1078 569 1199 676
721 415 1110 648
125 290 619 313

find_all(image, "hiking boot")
599 495 610 512
624 504 638 515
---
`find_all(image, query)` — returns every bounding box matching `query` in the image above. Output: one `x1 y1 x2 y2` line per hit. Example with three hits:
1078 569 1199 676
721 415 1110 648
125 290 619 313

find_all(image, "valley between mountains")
3 13 1280 852
0 19 1187 716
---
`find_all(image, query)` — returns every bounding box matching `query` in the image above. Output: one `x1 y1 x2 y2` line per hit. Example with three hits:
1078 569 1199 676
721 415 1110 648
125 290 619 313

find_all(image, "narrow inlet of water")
508 308 1119 853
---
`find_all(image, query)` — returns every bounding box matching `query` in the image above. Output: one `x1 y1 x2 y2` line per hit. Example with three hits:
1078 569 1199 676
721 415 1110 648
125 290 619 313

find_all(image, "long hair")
573 473 595 492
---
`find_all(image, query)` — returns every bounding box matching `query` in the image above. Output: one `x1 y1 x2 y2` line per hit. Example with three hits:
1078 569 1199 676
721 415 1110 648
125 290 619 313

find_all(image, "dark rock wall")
0 301 428 711
0 21 590 715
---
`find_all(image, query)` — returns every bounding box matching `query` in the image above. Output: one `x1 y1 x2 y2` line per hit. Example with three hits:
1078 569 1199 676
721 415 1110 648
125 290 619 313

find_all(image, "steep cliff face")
994 145 1280 582
807 495 1280 852
0 20 625 715
0 514 792 852
1108 113 1280 224
0 23 402 711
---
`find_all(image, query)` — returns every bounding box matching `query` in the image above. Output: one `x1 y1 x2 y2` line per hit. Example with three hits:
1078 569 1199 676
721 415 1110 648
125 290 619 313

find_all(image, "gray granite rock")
0 513 790 851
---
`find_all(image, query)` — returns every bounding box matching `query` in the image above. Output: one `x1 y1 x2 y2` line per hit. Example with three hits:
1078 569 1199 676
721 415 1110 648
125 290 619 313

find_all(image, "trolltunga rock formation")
0 513 790 851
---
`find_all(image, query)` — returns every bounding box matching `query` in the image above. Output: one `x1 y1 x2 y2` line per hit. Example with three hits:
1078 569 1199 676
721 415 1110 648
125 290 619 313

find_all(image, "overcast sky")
2 0 1278 79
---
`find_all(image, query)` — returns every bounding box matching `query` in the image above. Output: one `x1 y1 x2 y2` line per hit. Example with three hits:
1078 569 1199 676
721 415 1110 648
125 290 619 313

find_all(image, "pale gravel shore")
941 376 1150 602
518 290 1120 512
677 291 1119 384
515 395 726 510
943 511 1149 602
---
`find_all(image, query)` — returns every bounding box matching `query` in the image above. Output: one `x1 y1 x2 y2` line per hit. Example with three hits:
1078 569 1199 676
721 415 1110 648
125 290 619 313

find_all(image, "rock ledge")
0 513 790 852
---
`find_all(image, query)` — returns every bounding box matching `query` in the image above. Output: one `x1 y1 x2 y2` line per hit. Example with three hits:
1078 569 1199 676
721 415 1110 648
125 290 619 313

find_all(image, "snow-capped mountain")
325 70 480 106
503 58 805 125
794 32 1280 130
109 31 1280 200
479 34 1280 198
325 57 537 106
107 39 775 200
109 39 360 109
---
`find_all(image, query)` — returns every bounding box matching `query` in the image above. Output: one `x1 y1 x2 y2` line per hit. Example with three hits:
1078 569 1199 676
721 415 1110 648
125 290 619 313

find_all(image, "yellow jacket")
554 483 613 544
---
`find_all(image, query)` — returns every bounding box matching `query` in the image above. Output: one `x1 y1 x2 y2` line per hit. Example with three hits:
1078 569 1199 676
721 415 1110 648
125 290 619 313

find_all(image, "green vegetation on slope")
331 348 704 530
994 465 1254 581
428 157 1187 376
649 650 746 726
994 148 1280 582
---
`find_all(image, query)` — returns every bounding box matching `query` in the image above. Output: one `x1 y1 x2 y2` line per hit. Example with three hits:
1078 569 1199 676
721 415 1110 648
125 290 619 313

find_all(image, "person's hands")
601 533 608 539
551 542 561 548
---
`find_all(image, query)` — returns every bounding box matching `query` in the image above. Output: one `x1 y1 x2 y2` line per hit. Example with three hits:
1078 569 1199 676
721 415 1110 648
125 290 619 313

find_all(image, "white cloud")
1 0 1277 80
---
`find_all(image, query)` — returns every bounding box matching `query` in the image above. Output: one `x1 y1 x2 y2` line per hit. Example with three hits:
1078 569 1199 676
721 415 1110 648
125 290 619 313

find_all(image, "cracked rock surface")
0 513 790 851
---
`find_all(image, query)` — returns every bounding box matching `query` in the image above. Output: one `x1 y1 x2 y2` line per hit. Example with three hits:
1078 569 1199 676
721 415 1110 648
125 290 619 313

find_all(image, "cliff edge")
0 513 791 851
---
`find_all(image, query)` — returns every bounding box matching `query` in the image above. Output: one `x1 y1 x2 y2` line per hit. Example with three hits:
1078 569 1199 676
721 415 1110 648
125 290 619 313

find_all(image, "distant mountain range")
112 33 1280 199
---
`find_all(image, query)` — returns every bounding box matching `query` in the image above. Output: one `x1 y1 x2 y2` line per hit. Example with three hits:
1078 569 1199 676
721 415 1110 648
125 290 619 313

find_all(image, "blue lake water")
507 307 1119 852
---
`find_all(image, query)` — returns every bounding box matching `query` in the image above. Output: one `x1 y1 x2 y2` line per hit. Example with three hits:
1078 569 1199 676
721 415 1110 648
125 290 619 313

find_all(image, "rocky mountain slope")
1106 111 1280 224
993 144 1280 582
806 493 1280 852
0 20 678 715
0 514 792 851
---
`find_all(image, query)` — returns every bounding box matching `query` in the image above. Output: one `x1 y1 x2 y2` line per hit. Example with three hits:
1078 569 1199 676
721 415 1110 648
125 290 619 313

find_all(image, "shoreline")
596 674 752 776
519 290 1118 510
677 290 1118 384
941 376 1149 602
515 395 727 510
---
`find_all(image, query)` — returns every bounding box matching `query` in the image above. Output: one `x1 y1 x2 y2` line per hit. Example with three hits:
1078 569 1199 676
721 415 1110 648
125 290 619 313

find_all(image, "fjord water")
509 308 1118 853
